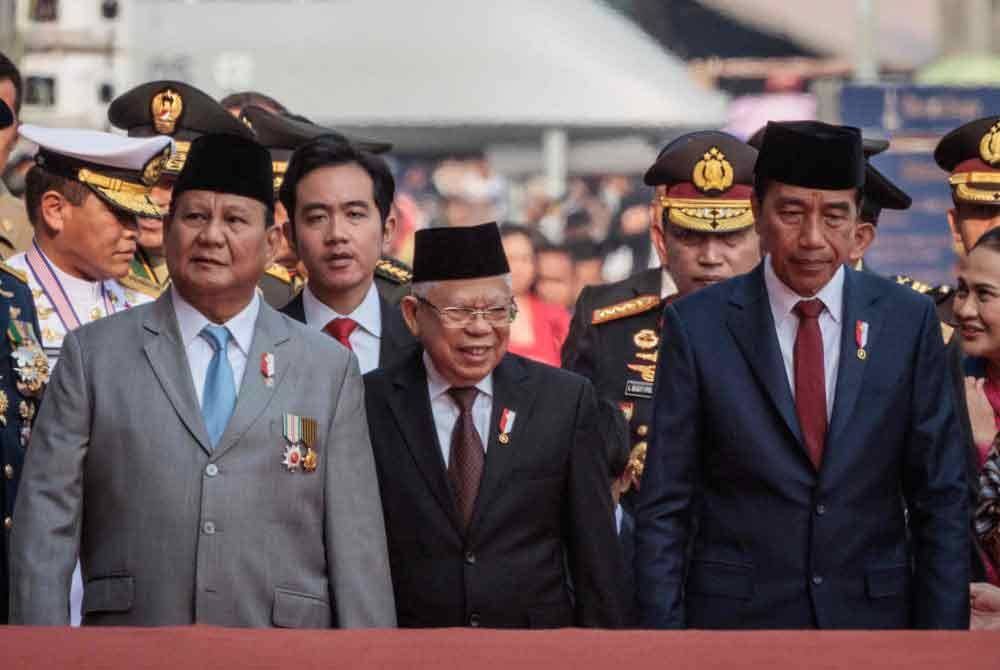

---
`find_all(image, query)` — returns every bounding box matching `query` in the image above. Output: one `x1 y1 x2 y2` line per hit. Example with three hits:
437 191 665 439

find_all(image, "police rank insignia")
692 146 735 193
7 312 48 398
282 414 319 473
981 123 1000 166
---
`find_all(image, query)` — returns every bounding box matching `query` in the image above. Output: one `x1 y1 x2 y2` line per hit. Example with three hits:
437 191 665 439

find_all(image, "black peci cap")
172 133 274 209
755 121 865 190
411 222 510 283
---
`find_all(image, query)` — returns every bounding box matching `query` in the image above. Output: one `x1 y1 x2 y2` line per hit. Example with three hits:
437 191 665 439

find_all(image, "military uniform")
562 131 758 501
0 186 32 259
108 80 258 297
374 256 412 305
0 261 48 624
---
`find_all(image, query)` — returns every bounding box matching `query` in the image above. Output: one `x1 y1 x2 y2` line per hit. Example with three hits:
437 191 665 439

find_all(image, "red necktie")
323 317 358 350
448 387 484 531
793 299 827 469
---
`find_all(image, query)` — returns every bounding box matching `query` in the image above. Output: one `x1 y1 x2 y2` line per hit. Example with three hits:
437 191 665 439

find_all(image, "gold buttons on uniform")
637 425 648 437
3 464 13 479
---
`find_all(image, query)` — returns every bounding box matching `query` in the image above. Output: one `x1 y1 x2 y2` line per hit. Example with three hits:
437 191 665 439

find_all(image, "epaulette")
264 264 292 284
591 294 660 325
375 257 412 285
929 284 955 303
119 270 164 298
892 274 934 294
0 261 28 285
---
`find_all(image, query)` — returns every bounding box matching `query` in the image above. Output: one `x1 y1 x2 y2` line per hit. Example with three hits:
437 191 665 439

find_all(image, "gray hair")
410 274 512 300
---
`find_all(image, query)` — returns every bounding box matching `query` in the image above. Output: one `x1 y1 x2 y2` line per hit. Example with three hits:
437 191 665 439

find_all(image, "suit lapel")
827 269 883 448
467 354 535 538
726 265 804 447
278 291 306 324
213 302 293 460
379 295 416 369
386 351 463 533
143 292 213 455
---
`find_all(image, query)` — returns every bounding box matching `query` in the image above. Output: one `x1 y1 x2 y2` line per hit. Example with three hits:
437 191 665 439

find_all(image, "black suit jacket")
279 289 417 370
363 351 628 628
635 264 969 630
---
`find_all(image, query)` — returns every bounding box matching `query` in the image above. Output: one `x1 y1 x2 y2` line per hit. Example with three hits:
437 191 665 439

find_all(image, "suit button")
3 516 11 530
205 464 219 477
815 504 826 516
3 464 13 479
636 425 648 437
469 613 481 627
203 521 216 535
465 552 476 565
812 575 823 586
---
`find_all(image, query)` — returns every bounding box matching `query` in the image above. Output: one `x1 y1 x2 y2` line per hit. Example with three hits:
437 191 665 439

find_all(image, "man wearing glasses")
363 221 628 628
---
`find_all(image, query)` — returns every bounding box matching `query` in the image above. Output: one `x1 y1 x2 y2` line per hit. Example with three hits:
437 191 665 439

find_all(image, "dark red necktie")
793 299 827 469
323 317 358 350
447 387 484 531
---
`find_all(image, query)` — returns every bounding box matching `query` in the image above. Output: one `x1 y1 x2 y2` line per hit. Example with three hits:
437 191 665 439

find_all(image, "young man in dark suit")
364 222 627 628
277 138 415 372
634 121 969 630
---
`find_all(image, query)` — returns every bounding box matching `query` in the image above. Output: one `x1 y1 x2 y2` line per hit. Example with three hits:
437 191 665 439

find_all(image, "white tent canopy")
124 0 727 152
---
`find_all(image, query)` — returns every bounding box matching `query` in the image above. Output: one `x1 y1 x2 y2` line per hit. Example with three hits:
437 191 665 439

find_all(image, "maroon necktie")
323 317 358 350
447 387 484 530
793 299 827 469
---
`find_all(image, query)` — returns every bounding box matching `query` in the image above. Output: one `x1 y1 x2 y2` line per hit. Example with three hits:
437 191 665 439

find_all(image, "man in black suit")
277 138 415 371
364 222 627 628
634 121 969 630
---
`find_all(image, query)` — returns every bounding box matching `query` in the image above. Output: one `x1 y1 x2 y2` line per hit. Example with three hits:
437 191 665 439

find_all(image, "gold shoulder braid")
0 261 28 285
591 294 660 325
375 258 412 285
119 271 165 298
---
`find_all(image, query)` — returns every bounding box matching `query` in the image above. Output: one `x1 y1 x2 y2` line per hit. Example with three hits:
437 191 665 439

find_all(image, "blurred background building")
4 0 1000 289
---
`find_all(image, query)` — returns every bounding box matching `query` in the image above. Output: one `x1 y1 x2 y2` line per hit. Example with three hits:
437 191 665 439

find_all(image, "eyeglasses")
415 296 518 328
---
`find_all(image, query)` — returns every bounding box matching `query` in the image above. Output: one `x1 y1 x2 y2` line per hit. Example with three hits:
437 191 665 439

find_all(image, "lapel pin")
855 320 869 360
261 352 275 387
498 408 516 445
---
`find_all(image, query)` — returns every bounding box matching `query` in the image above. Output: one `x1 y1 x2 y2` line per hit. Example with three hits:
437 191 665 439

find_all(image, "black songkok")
755 121 865 190
173 133 275 209
412 222 511 283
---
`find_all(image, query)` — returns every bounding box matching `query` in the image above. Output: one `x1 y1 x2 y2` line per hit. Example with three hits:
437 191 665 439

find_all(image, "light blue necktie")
200 324 237 449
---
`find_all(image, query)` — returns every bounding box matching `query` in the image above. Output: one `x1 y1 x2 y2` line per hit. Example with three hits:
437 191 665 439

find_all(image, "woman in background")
499 223 570 367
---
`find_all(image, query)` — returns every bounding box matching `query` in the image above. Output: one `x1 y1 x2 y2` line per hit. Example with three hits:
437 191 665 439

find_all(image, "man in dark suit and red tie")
634 121 970 630
364 222 627 629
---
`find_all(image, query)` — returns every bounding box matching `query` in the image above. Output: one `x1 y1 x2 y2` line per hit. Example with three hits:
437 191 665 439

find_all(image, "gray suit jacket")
9 291 396 628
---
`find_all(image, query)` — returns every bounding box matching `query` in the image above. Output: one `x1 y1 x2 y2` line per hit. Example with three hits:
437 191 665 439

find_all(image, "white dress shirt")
302 281 382 374
171 286 260 407
763 255 844 419
424 351 494 465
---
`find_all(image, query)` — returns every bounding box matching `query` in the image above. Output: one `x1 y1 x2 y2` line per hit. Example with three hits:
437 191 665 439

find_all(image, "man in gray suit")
9 133 396 627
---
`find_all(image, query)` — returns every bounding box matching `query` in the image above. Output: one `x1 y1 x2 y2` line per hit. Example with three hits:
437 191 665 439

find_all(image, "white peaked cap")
19 125 173 171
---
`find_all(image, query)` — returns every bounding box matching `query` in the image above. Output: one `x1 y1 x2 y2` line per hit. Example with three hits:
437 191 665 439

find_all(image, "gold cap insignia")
151 88 184 135
141 146 170 186
692 147 734 193
981 123 1000 166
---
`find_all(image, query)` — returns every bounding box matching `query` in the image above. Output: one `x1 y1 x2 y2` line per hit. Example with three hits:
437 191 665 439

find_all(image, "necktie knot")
794 299 825 320
448 386 478 414
200 324 232 352
323 317 358 349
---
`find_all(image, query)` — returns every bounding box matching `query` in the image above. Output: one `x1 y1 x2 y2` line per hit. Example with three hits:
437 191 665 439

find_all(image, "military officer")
7 125 172 367
240 106 394 308
562 131 760 502
0 54 31 258
107 80 256 297
0 96 48 625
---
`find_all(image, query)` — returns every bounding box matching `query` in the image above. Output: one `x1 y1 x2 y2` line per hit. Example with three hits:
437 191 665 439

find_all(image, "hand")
965 377 998 446
971 582 1000 630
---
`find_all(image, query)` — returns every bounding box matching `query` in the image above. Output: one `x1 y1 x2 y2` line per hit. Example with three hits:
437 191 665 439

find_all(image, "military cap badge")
981 123 1000 166
151 88 183 135
692 147 734 193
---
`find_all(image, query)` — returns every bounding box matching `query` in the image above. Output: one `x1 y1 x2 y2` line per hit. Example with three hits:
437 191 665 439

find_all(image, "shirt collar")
660 268 679 301
763 254 844 325
171 285 260 356
423 350 494 402
42 246 102 297
302 281 382 337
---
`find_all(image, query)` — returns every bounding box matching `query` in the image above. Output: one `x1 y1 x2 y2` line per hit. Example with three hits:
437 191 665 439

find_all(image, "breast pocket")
82 574 134 615
271 587 333 628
